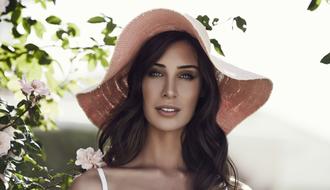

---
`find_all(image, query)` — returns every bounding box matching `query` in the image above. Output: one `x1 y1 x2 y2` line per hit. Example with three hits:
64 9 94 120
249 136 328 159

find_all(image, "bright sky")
3 0 330 140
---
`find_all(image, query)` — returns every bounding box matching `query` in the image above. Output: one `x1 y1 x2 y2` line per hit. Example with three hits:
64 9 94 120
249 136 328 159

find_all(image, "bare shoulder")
69 168 102 190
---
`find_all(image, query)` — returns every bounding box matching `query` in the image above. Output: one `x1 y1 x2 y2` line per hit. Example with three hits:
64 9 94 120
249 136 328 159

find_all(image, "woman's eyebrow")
153 63 199 69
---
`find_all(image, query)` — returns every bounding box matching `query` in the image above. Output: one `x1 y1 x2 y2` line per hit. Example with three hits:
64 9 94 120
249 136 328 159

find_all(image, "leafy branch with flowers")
1 78 62 189
1 0 133 189
0 77 105 189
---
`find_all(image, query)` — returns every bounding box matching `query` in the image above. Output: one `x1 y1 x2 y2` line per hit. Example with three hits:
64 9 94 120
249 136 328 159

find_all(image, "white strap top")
96 168 250 190
97 168 109 190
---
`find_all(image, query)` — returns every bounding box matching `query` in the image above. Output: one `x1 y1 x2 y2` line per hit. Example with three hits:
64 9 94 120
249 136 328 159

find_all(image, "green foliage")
46 16 62 25
196 15 247 56
233 16 247 32
210 39 225 56
0 92 81 189
306 0 330 64
308 0 322 11
196 15 218 30
87 16 106 23
88 15 117 47
321 52 330 64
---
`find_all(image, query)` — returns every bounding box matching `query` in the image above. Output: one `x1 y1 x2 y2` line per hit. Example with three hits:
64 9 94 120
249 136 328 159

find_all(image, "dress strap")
97 168 109 190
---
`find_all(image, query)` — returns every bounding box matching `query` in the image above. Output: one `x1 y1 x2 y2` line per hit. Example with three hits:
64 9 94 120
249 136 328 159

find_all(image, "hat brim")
75 8 273 134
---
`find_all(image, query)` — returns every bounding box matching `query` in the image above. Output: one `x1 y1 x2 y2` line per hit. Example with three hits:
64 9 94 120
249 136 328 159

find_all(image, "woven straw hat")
75 8 273 134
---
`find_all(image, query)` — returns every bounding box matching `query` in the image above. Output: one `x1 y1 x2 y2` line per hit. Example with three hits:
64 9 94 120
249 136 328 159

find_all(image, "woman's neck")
125 126 188 174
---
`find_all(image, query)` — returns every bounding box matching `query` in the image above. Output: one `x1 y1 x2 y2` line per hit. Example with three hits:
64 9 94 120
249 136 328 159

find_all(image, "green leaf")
17 100 27 108
12 26 23 38
104 21 116 35
35 50 52 65
1 45 15 53
33 21 46 38
94 47 107 58
39 54 52 65
233 16 247 32
61 38 69 49
22 18 32 34
0 109 9 114
6 105 15 112
0 115 11 124
320 52 330 64
100 57 109 67
212 18 219 26
88 16 106 23
14 117 25 126
67 23 80 37
27 17 37 25
84 53 97 71
56 29 66 40
196 15 212 30
45 15 62 25
308 0 322 11
23 154 37 165
210 38 225 56
4 0 18 13
11 8 22 25
25 43 39 51
103 35 117 45
35 0 47 9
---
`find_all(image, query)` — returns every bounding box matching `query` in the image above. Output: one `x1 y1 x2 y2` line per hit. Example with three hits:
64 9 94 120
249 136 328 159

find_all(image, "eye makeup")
146 68 198 80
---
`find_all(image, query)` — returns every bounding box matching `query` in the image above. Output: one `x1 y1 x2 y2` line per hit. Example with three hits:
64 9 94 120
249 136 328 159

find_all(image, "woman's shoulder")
69 168 102 190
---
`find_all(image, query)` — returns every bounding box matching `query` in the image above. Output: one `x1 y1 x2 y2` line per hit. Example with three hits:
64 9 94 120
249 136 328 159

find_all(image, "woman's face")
142 40 201 132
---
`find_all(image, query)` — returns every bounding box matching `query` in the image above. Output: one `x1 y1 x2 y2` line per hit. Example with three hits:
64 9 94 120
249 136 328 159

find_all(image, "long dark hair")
98 31 240 190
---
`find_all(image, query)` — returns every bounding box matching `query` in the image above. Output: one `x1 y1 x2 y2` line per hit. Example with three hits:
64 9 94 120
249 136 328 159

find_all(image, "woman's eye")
147 71 162 77
147 70 195 80
180 73 195 80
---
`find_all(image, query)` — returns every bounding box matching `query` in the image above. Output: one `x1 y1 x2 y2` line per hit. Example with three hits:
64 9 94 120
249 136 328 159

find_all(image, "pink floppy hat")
75 8 273 134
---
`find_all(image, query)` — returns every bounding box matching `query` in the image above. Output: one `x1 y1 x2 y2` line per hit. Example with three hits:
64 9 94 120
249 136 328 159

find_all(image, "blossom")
75 147 106 170
0 0 10 15
2 126 16 139
19 76 50 96
0 131 11 157
0 173 7 186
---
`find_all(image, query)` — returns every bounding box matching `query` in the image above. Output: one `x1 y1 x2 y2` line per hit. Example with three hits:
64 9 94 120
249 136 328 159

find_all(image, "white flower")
2 126 16 139
0 131 11 157
19 76 34 95
19 76 50 96
0 0 10 15
75 147 106 170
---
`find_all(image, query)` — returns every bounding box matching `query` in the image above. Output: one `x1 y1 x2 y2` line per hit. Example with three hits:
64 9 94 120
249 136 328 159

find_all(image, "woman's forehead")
155 41 199 67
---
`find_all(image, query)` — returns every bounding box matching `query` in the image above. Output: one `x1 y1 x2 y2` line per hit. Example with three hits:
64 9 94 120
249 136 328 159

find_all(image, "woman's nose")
161 78 177 98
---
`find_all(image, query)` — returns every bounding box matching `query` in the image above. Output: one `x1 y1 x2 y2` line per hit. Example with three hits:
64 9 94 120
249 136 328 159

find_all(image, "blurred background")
1 0 330 189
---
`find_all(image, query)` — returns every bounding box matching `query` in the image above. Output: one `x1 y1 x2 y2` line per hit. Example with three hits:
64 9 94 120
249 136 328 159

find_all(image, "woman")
70 9 273 190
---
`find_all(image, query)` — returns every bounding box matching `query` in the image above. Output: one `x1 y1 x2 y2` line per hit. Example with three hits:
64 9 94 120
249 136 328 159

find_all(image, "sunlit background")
1 0 330 189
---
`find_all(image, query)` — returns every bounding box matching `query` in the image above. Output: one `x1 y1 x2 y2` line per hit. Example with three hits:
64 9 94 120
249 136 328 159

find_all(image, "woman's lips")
156 108 179 117
155 106 180 117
